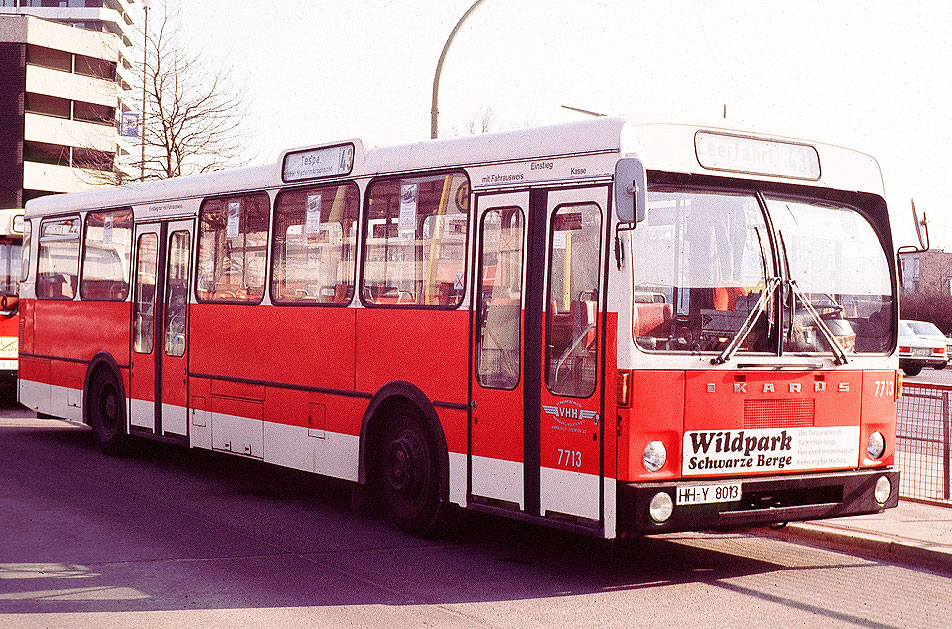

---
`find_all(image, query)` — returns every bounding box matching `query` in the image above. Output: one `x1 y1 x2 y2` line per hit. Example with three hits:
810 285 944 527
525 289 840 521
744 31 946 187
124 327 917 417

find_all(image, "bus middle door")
470 191 528 510
129 219 194 439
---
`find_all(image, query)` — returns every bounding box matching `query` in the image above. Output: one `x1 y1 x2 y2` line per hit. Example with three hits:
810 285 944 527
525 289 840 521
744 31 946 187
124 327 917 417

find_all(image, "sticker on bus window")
103 215 113 245
399 183 418 240
305 194 322 234
554 212 582 231
227 201 240 238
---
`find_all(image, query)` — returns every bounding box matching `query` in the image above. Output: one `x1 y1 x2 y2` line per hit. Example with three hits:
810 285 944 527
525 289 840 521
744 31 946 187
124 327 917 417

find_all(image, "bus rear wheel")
88 369 127 455
380 407 444 537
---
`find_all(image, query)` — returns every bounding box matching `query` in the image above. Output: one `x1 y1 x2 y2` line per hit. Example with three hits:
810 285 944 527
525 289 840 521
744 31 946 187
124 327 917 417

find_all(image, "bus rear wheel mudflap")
87 367 127 456
379 404 446 537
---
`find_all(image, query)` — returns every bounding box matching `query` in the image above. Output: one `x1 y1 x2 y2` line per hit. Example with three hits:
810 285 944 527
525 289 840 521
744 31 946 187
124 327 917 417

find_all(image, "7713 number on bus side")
557 448 582 468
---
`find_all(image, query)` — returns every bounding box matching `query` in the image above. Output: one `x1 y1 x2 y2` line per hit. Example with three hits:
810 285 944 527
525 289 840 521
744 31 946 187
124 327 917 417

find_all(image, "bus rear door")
129 219 194 439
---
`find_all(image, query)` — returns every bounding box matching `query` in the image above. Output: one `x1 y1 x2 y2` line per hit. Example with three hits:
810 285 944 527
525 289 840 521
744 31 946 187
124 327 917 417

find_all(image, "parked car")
898 320 947 376
904 320 949 370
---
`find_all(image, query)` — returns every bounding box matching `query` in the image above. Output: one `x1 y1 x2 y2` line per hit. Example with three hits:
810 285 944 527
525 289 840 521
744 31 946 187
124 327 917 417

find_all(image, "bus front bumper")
617 468 900 536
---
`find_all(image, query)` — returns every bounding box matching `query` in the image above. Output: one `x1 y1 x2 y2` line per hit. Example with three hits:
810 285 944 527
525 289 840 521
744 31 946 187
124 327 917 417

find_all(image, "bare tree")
466 104 496 135
77 1 251 186
135 1 252 180
451 105 535 137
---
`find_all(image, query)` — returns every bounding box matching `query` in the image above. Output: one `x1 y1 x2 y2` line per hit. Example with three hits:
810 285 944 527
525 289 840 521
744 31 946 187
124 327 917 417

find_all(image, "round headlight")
643 440 667 472
648 491 674 523
867 431 885 460
874 475 891 505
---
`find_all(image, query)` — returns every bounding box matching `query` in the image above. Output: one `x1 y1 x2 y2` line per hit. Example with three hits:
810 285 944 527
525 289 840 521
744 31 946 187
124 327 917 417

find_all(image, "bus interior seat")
438 281 455 305
634 302 673 337
571 299 598 349
334 283 352 302
549 300 572 349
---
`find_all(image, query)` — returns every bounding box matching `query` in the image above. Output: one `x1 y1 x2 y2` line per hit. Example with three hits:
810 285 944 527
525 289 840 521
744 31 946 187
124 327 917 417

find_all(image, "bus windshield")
632 189 892 355
767 196 893 354
0 240 21 298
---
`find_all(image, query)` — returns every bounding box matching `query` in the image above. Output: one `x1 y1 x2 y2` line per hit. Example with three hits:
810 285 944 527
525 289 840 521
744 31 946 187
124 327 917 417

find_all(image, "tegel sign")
695 131 821 181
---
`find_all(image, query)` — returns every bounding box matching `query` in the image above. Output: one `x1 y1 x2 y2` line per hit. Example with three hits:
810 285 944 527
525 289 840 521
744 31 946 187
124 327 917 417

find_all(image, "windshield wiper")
712 276 782 365
787 279 850 365
777 231 849 366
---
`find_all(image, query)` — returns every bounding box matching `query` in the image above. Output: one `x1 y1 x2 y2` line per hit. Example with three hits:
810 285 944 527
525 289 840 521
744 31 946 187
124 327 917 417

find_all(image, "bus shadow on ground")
0 422 872 616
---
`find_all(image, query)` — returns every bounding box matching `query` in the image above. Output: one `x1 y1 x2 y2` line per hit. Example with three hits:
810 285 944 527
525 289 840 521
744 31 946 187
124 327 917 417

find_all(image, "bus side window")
271 183 359 305
196 193 270 303
37 216 81 300
80 208 133 301
362 172 469 307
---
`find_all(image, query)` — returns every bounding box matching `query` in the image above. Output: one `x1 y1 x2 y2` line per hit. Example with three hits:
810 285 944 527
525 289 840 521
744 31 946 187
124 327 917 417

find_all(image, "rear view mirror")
615 158 646 224
911 198 930 252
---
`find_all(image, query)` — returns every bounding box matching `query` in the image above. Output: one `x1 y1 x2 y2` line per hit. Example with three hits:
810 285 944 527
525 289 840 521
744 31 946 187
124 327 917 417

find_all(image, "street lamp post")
430 0 485 139
140 0 150 180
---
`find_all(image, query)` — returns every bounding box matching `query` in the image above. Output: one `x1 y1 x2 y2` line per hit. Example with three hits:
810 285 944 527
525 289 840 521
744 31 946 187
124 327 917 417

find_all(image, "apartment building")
0 0 138 207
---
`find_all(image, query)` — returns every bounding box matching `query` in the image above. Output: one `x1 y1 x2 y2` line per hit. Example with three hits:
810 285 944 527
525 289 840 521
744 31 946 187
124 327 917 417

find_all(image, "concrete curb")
760 521 952 573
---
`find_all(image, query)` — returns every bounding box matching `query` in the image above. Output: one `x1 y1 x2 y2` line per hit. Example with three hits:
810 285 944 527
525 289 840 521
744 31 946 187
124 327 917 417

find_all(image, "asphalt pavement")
2 399 950 577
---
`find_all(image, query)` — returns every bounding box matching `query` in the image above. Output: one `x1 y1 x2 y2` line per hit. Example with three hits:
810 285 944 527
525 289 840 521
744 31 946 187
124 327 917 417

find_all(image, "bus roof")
23 117 884 217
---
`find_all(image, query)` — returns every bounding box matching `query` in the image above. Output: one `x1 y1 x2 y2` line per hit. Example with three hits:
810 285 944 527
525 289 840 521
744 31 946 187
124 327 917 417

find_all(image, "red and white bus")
19 118 900 537
0 209 25 385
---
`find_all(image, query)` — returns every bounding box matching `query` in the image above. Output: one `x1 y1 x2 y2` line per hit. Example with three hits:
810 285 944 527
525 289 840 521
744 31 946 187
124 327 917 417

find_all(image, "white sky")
165 1 952 250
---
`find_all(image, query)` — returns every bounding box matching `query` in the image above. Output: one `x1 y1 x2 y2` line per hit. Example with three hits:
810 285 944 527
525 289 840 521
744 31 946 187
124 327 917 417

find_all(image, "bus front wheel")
88 369 127 456
380 407 444 537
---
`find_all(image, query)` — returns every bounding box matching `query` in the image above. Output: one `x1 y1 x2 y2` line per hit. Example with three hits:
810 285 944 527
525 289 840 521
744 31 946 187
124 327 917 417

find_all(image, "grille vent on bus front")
743 399 815 429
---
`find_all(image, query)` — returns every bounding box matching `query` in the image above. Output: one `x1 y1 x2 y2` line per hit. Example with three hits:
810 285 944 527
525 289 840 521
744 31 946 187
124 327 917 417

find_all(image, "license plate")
675 482 742 505
914 348 929 356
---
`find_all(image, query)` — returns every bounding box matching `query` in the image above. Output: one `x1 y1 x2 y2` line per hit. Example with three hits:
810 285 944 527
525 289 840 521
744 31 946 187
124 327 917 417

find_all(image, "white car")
899 320 947 376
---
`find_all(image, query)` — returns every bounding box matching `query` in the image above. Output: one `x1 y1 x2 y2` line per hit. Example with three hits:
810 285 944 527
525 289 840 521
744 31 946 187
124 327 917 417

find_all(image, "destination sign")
695 131 821 181
283 143 355 182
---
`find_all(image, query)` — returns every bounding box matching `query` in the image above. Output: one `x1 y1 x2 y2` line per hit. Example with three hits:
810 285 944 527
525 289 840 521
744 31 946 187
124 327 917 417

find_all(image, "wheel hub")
387 433 426 500
100 385 119 430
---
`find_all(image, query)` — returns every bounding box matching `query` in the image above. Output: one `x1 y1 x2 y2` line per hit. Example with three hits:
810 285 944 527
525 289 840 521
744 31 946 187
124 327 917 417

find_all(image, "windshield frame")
630 181 896 359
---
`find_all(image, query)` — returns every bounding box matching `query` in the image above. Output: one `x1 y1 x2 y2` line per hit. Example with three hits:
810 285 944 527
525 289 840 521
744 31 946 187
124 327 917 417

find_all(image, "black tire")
936 361 947 371
379 406 445 537
88 368 127 455
902 365 922 377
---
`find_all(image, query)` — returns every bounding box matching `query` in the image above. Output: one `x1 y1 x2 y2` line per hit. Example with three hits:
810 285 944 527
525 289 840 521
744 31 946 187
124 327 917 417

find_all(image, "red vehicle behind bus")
19 119 900 537
0 209 24 386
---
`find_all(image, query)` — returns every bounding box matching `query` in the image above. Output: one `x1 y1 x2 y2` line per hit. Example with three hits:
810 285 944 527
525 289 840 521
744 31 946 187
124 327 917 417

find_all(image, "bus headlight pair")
643 441 672 523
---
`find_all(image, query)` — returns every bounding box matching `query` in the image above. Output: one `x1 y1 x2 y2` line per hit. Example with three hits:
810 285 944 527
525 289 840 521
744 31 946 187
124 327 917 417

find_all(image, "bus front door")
537 186 608 526
470 186 607 528
129 219 194 439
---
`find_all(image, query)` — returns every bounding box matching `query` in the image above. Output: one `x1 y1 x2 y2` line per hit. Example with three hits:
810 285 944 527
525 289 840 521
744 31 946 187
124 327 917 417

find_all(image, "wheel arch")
83 352 126 427
357 380 450 503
